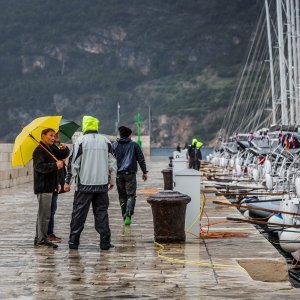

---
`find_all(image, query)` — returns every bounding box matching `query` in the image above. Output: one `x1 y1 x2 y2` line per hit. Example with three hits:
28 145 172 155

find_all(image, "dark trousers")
69 191 111 248
47 192 58 235
116 173 137 218
189 159 200 170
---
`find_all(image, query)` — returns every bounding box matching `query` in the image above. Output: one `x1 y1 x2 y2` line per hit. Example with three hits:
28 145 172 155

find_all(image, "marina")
2 1 300 298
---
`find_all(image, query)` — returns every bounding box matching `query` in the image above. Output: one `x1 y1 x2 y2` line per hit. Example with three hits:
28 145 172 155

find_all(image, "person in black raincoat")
112 126 148 226
33 128 69 248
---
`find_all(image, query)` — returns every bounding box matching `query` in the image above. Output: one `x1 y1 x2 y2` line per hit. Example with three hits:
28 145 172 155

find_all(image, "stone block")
237 258 289 282
0 171 10 181
0 144 14 153
0 162 12 171
0 179 10 189
18 168 26 177
0 153 9 162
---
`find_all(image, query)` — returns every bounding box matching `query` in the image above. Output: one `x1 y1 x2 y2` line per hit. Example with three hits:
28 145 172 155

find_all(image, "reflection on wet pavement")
0 157 300 298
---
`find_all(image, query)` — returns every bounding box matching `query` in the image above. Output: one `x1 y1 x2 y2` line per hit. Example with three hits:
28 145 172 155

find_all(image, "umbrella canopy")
12 116 62 167
59 119 80 143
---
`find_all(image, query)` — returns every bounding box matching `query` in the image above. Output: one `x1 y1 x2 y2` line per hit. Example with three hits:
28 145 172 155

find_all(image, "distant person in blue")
112 126 148 226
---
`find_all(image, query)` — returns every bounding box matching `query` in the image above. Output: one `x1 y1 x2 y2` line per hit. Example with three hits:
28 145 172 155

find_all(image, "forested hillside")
0 0 262 146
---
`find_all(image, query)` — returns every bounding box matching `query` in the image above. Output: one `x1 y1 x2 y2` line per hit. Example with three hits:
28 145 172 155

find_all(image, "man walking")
64 116 117 250
33 128 67 248
112 126 148 226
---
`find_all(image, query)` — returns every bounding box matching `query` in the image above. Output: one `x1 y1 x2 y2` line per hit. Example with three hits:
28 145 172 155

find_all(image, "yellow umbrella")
12 116 62 167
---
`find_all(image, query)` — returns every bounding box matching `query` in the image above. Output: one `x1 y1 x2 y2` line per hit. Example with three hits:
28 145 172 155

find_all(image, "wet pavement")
1 157 300 299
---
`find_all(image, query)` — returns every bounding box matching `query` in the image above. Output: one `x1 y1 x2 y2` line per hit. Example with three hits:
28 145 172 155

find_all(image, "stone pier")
0 156 300 298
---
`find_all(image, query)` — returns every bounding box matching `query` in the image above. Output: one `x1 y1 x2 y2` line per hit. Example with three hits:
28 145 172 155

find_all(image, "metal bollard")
147 190 191 242
161 168 173 190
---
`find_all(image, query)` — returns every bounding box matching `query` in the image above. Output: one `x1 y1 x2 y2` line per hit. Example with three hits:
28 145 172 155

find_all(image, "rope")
153 192 249 269
154 242 242 269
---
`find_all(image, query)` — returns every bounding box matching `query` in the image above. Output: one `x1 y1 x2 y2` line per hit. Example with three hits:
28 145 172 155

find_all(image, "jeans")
47 192 58 235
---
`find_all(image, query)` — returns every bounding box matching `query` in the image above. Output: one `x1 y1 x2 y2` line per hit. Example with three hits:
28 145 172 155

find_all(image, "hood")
117 137 131 144
196 141 203 149
192 138 198 146
82 116 99 134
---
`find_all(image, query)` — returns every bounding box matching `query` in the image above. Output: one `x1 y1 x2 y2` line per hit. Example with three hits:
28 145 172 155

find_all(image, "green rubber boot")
124 215 131 226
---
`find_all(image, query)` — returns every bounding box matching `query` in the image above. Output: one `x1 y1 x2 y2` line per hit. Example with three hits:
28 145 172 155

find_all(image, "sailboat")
209 0 300 263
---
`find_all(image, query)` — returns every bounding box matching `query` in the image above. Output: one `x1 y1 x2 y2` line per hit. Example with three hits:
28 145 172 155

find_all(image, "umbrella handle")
39 143 58 162
29 134 58 162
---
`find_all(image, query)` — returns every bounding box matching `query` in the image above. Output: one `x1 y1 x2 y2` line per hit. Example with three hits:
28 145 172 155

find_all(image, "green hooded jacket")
192 138 198 147
82 116 99 134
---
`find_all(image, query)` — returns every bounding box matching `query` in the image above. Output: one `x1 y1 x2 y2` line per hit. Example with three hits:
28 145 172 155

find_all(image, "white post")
174 169 201 237
172 157 188 184
265 0 277 125
277 0 289 125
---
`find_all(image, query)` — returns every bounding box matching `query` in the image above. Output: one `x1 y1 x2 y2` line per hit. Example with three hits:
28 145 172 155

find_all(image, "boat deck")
0 157 299 299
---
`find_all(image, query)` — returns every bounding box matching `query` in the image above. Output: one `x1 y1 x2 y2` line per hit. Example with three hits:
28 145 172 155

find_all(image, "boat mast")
277 0 289 125
291 0 299 124
296 0 300 125
287 0 295 124
265 0 277 125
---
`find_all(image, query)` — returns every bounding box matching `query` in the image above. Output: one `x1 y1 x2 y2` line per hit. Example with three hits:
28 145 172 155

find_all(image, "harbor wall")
0 144 33 190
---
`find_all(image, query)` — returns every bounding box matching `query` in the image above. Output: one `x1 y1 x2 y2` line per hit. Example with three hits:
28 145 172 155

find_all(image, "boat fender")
295 177 300 197
279 228 300 253
252 168 259 182
265 174 273 191
268 213 283 238
264 160 272 174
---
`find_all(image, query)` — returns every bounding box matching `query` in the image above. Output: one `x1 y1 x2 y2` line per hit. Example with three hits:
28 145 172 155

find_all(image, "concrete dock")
0 157 300 299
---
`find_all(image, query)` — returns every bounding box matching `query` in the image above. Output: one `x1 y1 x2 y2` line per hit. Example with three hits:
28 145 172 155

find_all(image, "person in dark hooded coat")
112 126 148 226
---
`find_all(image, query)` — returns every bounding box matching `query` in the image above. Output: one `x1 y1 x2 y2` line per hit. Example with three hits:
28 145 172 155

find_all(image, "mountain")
0 0 261 146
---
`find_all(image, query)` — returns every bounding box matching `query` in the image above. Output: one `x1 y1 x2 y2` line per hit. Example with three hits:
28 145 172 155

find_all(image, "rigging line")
241 64 272 133
255 112 273 130
235 11 269 111
242 21 282 134
232 31 266 126
227 22 267 135
244 68 272 132
239 44 269 123
253 84 272 131
236 66 269 133
245 58 272 130
234 36 269 134
221 4 265 132
222 5 265 135
229 19 267 133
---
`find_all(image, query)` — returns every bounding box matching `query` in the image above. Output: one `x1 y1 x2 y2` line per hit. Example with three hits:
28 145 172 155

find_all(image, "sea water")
151 147 213 157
